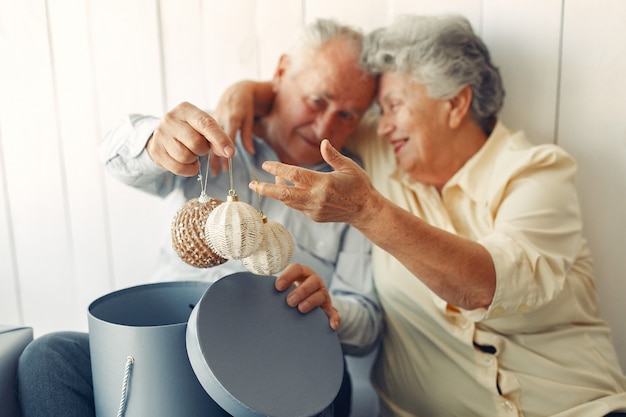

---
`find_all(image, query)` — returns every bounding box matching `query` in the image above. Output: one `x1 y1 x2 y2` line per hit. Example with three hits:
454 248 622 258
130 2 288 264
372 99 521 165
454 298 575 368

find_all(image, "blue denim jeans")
17 331 345 417
18 332 94 417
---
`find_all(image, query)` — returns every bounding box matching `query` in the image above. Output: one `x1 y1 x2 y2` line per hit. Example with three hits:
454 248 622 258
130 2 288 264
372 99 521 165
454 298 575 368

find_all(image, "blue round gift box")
88 272 344 417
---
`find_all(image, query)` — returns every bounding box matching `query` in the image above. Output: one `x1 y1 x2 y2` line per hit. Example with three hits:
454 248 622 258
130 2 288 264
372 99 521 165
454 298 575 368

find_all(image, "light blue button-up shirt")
100 114 382 355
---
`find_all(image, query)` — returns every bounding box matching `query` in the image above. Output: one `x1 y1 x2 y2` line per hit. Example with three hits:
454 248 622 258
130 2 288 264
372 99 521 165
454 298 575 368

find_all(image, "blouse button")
501 400 515 412
491 306 505 316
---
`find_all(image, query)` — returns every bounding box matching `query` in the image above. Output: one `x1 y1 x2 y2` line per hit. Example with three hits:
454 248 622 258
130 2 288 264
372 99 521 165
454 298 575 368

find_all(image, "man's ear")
448 85 472 129
272 54 290 92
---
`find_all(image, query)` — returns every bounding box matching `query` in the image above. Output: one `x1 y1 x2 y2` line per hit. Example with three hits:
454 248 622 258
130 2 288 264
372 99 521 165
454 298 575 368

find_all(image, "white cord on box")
117 355 134 417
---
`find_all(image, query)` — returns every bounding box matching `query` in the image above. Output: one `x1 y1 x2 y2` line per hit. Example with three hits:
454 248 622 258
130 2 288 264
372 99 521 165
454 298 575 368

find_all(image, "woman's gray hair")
362 14 504 131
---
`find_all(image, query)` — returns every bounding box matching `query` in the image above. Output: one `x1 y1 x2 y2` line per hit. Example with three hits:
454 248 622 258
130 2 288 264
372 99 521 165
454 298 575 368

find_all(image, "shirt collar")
390 121 512 201
444 121 511 201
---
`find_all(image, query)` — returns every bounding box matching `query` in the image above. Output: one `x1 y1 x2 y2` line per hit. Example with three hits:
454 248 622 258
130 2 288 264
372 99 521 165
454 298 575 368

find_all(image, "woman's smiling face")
376 71 453 185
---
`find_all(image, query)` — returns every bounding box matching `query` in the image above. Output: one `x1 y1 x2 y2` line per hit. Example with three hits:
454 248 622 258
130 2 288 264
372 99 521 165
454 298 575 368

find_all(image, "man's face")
263 40 377 166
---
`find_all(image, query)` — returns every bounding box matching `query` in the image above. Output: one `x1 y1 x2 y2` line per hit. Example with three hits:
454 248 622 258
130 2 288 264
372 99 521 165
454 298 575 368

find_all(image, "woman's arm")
252 140 496 310
213 80 274 153
209 80 274 174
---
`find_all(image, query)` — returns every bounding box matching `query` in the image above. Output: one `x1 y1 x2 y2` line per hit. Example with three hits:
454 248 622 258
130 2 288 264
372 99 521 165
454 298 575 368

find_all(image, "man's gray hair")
288 19 371 74
362 14 505 131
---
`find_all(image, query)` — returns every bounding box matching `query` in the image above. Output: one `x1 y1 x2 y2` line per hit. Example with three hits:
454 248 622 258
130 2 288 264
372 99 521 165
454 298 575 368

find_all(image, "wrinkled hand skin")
146 102 235 177
275 263 341 331
250 139 375 227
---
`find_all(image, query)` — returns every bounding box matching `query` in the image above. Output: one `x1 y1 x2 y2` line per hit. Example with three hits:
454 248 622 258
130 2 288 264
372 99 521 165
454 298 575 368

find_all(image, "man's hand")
275 263 341 331
146 102 235 177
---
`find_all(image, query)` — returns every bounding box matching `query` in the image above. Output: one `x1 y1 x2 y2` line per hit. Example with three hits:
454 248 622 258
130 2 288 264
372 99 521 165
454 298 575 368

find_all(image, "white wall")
1 0 625 372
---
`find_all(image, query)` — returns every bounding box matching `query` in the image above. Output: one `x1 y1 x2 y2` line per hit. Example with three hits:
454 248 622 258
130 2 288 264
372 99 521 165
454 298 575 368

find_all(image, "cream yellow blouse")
353 119 626 417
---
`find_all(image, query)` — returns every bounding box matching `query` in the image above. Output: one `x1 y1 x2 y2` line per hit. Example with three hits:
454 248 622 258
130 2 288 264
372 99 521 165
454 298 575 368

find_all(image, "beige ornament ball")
242 217 294 276
171 195 227 268
204 194 264 260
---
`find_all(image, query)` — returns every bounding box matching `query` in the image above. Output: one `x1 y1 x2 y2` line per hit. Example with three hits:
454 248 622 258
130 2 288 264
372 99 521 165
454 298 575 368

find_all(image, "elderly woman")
222 14 626 417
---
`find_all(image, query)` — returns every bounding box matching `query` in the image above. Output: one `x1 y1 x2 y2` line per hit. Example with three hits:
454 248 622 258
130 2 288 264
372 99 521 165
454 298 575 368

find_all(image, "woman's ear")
448 85 472 129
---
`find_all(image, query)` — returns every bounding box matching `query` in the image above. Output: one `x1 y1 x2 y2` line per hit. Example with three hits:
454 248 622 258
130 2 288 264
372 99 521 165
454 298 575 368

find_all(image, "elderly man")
17 19 382 417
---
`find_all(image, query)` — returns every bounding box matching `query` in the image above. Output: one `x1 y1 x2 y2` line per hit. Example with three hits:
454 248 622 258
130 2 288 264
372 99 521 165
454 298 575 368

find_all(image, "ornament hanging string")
197 152 212 203
228 157 237 199
251 173 264 218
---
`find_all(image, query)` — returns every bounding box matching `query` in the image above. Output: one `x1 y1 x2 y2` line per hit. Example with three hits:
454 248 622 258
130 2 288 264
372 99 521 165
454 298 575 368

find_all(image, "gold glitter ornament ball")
204 195 264 260
242 217 294 276
171 196 228 268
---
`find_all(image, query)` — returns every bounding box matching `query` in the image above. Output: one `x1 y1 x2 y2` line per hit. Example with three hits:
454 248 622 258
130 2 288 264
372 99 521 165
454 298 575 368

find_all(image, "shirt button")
483 357 493 366
316 241 325 251
502 400 515 412
491 306 505 316
516 304 530 313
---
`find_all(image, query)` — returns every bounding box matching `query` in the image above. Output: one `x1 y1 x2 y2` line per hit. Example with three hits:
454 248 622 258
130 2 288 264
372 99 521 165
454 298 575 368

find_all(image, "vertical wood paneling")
46 0 112 331
0 121 21 324
0 0 81 332
201 0 259 109
88 0 171 290
88 0 165 125
159 0 209 110
305 0 389 31
483 0 562 144
558 0 626 367
257 0 304 79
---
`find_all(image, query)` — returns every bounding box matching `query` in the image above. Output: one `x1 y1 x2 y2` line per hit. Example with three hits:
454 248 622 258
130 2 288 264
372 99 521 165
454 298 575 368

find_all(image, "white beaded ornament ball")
171 195 227 268
204 194 264 260
242 217 294 276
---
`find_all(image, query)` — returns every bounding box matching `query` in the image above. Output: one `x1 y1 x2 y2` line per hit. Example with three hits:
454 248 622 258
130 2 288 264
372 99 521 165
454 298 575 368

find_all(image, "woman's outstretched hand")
250 139 378 228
